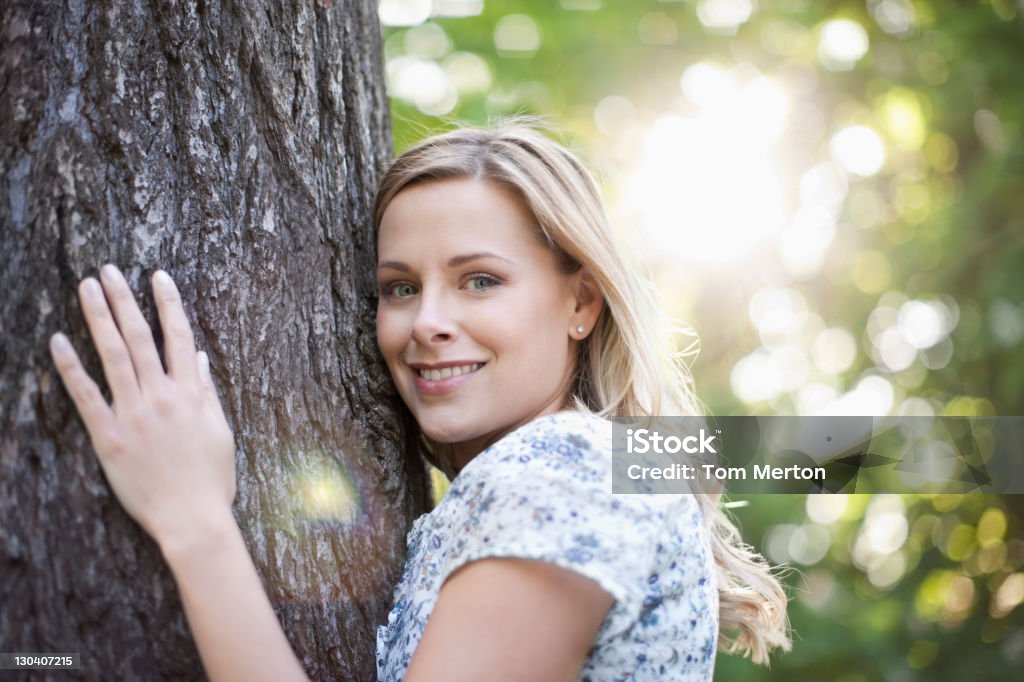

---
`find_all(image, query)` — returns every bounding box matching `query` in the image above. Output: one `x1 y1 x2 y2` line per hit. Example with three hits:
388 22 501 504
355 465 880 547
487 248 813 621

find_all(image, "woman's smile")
410 361 486 395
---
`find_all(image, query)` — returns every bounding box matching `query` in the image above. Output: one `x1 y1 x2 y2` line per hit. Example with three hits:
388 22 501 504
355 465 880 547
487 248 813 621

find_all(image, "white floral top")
375 411 718 681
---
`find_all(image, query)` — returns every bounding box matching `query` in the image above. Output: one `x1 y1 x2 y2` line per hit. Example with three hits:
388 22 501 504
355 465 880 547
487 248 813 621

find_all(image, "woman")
49 119 790 681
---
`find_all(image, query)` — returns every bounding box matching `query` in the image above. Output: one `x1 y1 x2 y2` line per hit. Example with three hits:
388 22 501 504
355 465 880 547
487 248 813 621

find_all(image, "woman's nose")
411 289 458 345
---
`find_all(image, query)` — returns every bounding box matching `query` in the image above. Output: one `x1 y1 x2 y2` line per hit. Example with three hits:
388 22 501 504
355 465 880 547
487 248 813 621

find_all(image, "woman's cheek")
375 310 403 363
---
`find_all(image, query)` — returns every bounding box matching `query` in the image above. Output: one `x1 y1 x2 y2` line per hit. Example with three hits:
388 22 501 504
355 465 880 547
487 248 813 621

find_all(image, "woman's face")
376 177 591 467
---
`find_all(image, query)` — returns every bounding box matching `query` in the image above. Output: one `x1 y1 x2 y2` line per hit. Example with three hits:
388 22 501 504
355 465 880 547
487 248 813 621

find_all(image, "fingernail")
155 270 173 287
100 264 122 283
83 278 102 299
198 351 211 381
50 333 71 353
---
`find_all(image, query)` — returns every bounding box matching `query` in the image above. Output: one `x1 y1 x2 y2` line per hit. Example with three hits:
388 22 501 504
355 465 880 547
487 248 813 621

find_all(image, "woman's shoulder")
426 411 712 648
454 410 692 518
511 409 611 450
458 410 611 481
495 409 609 453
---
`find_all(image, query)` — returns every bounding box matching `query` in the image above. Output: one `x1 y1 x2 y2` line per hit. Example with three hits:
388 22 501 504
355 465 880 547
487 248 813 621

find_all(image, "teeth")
418 363 481 381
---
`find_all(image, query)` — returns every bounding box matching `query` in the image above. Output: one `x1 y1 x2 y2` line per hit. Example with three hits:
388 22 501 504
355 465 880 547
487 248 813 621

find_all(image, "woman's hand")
50 265 237 551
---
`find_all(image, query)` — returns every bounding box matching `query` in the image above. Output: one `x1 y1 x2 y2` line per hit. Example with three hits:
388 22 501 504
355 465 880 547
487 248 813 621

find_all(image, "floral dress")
376 410 718 681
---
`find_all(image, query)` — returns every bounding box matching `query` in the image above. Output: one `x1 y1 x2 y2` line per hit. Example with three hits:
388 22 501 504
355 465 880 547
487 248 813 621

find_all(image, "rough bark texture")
0 0 431 679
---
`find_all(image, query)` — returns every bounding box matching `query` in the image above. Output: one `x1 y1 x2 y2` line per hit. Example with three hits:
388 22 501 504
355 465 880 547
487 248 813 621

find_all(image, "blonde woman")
50 118 790 681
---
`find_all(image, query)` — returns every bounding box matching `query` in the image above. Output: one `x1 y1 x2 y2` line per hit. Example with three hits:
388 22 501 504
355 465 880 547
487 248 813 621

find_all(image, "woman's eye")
464 274 499 291
383 282 417 298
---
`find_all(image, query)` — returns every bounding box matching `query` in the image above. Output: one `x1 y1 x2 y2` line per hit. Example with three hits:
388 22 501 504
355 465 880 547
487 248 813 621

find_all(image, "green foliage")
717 493 1024 679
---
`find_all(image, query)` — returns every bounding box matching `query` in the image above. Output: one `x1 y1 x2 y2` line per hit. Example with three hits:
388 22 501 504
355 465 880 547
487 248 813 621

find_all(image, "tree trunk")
0 1 430 679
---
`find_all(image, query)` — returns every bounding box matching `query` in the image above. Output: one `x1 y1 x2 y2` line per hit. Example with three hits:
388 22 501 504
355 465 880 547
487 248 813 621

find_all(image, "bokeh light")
870 0 917 36
831 125 887 176
379 0 432 27
818 19 870 71
696 0 754 34
493 14 542 56
386 56 457 115
285 453 363 527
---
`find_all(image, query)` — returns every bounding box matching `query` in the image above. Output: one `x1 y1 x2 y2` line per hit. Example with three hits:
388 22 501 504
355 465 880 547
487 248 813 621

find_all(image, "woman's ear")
569 269 603 340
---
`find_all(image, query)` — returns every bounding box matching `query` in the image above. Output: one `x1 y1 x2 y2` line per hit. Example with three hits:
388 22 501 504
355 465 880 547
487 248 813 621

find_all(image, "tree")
0 1 431 679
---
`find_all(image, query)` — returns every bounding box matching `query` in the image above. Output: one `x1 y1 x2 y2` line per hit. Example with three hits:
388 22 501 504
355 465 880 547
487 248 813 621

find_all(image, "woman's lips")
411 362 484 395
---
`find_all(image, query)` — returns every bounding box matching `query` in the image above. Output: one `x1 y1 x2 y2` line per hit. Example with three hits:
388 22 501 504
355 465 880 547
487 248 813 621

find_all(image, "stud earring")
576 325 585 335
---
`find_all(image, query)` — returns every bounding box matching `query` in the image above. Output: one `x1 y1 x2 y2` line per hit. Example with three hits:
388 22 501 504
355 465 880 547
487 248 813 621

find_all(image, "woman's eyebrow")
377 252 512 272
447 251 512 268
377 260 412 273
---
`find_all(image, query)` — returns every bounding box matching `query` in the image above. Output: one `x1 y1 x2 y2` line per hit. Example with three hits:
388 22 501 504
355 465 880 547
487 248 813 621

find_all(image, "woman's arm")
405 558 614 682
158 509 308 682
50 265 307 682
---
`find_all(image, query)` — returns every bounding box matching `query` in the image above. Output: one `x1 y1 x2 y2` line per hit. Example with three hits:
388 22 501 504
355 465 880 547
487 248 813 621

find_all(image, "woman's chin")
418 417 493 453
421 424 472 445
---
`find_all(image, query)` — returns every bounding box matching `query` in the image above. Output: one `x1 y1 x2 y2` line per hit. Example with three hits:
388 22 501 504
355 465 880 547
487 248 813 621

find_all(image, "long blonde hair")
373 116 791 664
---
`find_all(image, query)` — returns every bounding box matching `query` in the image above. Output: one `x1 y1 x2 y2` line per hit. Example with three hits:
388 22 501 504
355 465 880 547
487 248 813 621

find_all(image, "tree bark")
0 0 430 679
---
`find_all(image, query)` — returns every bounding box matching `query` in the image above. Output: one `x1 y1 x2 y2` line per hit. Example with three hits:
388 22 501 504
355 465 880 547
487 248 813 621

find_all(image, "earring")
576 325 585 335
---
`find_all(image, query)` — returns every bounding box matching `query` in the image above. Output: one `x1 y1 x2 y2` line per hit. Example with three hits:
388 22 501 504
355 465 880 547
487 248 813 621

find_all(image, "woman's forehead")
377 179 545 256
382 177 527 220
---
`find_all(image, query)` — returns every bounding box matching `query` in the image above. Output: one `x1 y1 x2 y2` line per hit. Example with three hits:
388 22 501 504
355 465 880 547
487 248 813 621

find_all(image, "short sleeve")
434 413 674 642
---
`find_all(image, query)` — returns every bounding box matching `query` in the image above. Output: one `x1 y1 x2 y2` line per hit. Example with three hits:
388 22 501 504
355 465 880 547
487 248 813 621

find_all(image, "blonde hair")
373 115 791 664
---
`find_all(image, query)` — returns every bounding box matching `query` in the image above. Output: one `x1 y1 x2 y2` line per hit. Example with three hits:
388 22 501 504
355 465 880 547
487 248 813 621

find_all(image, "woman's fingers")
78 277 141 403
49 333 115 436
152 270 199 383
98 265 166 388
197 351 228 422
